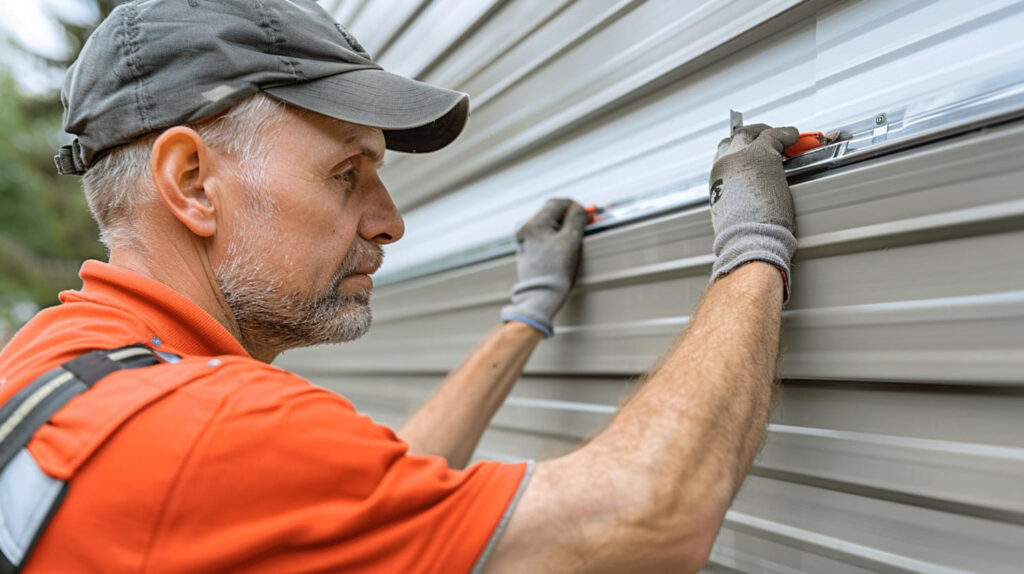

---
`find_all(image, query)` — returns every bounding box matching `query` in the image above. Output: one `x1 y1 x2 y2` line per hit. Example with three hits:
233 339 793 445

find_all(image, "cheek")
316 219 360 271
322 210 360 245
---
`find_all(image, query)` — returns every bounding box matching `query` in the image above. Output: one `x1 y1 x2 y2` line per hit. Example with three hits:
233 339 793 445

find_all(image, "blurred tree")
0 0 118 340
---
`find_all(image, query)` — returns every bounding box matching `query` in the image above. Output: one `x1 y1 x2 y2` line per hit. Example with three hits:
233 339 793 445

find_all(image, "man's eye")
332 168 357 185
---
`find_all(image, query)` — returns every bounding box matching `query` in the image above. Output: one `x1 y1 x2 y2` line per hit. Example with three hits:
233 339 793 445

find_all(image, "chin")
327 304 373 344
300 299 373 347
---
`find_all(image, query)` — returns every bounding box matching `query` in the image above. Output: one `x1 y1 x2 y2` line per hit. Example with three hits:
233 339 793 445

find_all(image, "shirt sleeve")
146 368 530 574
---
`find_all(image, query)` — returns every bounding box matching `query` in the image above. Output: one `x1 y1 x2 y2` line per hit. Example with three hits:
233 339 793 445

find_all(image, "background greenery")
0 1 118 342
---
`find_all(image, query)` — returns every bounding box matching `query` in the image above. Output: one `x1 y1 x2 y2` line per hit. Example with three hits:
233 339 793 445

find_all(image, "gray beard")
214 226 383 356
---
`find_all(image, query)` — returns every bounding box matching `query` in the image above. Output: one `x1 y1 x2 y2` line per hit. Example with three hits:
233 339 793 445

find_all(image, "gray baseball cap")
55 0 470 176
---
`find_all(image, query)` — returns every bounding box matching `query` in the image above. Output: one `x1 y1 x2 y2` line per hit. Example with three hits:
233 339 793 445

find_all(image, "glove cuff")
500 275 570 338
711 222 796 304
500 310 554 338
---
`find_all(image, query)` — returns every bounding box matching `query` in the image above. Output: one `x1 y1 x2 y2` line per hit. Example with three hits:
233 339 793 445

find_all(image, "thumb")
754 126 799 154
530 198 573 230
559 203 589 238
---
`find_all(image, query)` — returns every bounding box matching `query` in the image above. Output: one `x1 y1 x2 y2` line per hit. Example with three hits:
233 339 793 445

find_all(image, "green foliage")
0 1 119 339
0 70 103 334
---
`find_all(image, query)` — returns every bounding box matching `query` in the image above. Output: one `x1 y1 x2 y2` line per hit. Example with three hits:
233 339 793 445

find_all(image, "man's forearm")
399 321 543 468
485 262 784 573
594 261 782 527
487 125 797 573
401 199 586 469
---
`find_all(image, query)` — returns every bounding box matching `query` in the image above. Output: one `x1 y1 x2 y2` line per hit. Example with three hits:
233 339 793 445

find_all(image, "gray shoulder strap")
0 344 175 573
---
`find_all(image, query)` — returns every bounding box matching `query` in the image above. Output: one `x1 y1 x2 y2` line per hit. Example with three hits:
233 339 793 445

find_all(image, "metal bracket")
872 112 890 143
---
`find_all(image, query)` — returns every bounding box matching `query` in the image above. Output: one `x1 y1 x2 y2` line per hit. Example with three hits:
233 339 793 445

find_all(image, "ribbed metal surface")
371 0 1024 283
279 1 1024 571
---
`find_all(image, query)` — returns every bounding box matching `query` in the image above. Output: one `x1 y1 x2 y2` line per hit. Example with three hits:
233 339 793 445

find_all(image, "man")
0 0 798 572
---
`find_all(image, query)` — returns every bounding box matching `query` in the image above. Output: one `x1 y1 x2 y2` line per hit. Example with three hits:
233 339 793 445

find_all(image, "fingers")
775 126 799 146
752 126 799 154
559 202 589 237
716 137 732 158
525 198 588 234
736 123 772 142
718 123 800 158
717 123 771 157
529 198 574 229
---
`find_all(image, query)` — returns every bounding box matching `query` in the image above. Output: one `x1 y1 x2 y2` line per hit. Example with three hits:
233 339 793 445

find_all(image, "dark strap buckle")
53 140 87 176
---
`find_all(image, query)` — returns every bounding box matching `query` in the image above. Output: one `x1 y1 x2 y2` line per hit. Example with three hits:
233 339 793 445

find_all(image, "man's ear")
151 126 218 238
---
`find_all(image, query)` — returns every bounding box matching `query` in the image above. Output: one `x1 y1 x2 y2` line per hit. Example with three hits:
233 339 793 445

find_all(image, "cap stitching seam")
253 0 301 82
122 2 152 133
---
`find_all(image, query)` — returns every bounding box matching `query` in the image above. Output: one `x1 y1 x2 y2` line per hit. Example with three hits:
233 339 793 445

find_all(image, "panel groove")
748 467 1024 526
815 1 1023 88
432 0 577 92
413 0 510 80
370 0 434 59
470 0 646 110
719 511 968 574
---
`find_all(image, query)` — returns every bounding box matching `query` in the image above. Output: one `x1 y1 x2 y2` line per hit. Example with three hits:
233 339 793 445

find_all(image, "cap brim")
263 68 469 153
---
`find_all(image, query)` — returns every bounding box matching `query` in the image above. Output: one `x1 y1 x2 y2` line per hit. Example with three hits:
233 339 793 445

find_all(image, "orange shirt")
0 261 528 573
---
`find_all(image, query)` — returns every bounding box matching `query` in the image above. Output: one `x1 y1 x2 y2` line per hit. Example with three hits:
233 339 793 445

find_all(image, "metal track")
378 80 1024 286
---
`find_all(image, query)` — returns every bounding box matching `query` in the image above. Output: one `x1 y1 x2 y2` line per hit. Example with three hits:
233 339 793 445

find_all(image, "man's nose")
359 177 405 245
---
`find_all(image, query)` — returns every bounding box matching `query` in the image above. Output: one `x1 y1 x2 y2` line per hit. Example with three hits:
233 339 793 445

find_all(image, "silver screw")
875 113 887 125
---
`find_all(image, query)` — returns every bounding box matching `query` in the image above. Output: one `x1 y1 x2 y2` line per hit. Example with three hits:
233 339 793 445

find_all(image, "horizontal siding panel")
343 0 1024 281
418 0 576 90
374 0 504 79
349 384 1024 524
345 0 429 57
301 370 1024 571
381 0 815 208
450 0 642 104
283 120 1024 384
725 476 1023 573
306 376 1024 448
379 2 822 274
303 2 1024 571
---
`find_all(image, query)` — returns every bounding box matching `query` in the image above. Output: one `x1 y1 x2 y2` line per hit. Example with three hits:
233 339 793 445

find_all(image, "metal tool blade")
730 109 743 136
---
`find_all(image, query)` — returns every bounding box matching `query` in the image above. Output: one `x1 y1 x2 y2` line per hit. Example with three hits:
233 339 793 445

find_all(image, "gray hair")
81 93 287 250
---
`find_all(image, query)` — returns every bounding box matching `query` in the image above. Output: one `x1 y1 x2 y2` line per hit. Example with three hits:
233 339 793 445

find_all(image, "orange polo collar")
60 260 249 358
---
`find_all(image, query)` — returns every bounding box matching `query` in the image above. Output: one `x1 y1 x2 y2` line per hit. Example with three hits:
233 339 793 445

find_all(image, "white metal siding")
279 1 1024 571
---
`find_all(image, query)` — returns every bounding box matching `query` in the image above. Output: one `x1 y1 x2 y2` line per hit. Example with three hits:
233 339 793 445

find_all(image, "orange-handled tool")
730 110 833 159
784 132 826 158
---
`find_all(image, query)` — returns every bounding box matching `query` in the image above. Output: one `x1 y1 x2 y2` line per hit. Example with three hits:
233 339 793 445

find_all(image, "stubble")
215 214 383 356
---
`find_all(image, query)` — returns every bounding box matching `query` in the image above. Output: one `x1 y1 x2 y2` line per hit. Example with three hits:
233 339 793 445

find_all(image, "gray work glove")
709 123 799 302
501 198 589 337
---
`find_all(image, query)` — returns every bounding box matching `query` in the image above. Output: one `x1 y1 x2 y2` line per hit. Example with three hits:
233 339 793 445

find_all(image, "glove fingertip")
753 127 796 154
717 136 732 155
535 198 572 223
776 126 800 146
566 203 588 227
743 123 772 136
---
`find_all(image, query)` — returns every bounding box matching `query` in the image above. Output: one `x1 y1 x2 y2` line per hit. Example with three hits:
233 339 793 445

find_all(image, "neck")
107 241 272 361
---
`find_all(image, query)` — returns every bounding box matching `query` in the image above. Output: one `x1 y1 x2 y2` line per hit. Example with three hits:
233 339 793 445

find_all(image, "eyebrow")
328 148 386 175
340 131 386 166
364 147 386 169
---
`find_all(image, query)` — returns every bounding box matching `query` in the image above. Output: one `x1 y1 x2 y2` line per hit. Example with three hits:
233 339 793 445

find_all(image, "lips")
338 242 384 278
